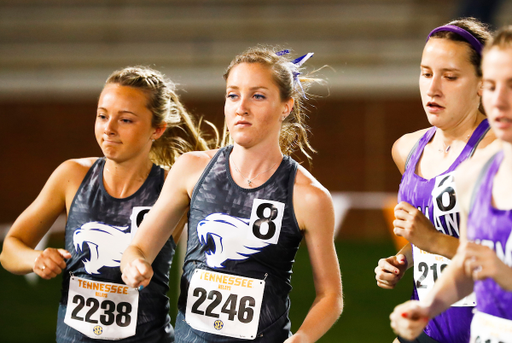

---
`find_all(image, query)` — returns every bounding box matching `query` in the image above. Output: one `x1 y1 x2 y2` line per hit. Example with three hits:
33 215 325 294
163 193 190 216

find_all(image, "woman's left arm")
286 169 343 343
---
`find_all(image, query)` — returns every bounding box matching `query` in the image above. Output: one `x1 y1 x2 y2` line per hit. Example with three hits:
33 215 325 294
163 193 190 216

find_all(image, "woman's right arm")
375 243 412 289
121 152 210 289
0 159 89 277
375 131 425 289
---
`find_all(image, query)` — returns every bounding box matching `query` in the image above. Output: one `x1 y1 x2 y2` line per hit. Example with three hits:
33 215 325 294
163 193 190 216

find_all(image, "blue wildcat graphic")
73 222 130 275
197 213 269 268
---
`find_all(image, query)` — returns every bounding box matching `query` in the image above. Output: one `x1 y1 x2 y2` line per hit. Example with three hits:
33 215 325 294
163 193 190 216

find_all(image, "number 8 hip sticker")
248 199 285 245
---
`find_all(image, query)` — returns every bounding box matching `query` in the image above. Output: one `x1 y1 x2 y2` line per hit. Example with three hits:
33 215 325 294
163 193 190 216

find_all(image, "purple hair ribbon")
291 52 314 67
275 50 315 98
426 25 483 56
276 49 290 56
292 53 314 98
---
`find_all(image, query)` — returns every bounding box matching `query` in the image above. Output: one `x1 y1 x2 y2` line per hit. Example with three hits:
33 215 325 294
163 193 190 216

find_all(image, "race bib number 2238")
64 277 139 340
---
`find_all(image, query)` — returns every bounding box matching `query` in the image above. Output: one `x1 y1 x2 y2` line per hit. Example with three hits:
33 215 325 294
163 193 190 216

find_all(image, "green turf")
0 239 412 342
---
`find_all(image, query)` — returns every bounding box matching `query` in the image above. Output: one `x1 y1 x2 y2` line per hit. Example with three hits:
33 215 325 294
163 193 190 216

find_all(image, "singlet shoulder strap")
469 151 501 212
67 157 103 213
78 157 104 190
190 147 228 202
468 119 491 158
404 138 421 171
285 156 300 231
404 127 436 171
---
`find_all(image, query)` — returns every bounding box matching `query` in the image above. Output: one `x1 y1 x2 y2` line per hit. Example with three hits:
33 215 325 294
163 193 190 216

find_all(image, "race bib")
185 269 265 340
64 277 139 340
471 311 512 343
413 245 476 307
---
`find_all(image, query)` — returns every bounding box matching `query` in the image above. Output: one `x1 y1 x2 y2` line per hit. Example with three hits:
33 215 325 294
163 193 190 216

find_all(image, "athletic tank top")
398 119 490 343
175 146 302 342
56 158 175 343
467 150 512 320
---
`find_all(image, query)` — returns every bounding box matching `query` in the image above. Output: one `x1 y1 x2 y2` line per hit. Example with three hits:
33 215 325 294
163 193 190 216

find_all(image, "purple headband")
426 25 483 56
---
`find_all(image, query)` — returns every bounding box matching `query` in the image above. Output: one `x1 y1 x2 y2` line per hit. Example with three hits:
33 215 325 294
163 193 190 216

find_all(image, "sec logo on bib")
214 320 224 331
93 325 103 336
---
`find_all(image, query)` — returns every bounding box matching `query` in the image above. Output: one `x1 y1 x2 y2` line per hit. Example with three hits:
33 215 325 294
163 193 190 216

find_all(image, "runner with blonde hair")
0 66 213 342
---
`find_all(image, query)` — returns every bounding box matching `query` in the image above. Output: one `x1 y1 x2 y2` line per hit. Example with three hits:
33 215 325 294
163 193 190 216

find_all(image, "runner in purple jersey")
390 25 512 343
374 18 495 343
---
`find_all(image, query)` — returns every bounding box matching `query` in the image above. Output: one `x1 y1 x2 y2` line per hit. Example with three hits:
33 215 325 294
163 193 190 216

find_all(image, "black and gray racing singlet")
56 158 175 343
175 145 303 342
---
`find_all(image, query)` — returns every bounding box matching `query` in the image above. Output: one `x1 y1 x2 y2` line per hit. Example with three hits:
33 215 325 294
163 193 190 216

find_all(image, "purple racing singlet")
397 119 489 343
467 150 512 319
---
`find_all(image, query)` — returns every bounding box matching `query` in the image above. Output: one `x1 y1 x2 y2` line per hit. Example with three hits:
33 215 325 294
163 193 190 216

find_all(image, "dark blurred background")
1 0 510 342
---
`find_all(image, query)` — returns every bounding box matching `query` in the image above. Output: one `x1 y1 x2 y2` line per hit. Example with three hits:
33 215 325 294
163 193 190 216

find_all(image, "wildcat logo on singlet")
73 206 151 275
197 199 285 269
427 172 461 238
197 214 268 268
188 199 284 339
73 222 131 274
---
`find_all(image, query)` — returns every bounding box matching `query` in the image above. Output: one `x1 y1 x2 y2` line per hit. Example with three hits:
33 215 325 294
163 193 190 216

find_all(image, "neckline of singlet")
224 145 287 192
409 119 489 182
98 157 160 201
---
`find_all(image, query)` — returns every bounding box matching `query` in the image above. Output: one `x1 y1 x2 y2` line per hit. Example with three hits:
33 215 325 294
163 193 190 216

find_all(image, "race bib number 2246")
185 269 265 340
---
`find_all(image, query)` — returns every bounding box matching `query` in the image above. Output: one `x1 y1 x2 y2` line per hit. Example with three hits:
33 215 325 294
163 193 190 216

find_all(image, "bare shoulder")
293 165 334 231
53 158 96 183
162 151 215 179
294 166 331 201
24 157 97 211
392 128 430 173
456 146 501 210
472 132 500 158
173 150 218 172
169 149 219 195
54 158 97 197
64 157 97 170
458 140 502 179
